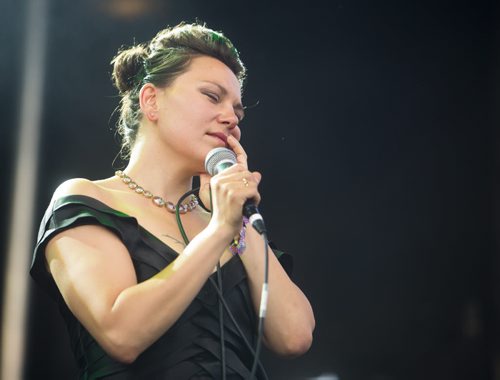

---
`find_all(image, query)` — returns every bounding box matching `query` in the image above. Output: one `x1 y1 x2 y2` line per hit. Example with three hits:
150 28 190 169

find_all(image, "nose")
218 104 239 129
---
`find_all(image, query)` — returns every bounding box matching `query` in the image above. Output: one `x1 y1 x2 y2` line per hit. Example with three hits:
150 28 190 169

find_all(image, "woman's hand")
199 135 262 234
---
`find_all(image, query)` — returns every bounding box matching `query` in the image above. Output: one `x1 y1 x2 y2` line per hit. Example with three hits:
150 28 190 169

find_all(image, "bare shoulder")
47 177 118 245
51 177 109 204
45 178 133 271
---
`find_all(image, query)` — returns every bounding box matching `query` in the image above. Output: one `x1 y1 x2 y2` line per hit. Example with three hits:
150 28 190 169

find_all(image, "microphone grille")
205 147 237 176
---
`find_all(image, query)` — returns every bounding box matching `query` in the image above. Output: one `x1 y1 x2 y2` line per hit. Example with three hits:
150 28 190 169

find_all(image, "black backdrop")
1 0 499 379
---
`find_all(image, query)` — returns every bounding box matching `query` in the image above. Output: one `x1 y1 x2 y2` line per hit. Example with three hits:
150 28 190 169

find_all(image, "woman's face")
154 55 244 170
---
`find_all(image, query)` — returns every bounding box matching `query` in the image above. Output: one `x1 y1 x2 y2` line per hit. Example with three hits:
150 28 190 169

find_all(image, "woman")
31 22 315 379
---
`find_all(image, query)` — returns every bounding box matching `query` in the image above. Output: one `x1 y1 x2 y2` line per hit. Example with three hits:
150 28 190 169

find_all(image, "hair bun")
111 45 147 93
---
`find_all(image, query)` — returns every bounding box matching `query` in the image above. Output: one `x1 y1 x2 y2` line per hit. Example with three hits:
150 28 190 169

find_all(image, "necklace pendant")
187 197 198 211
153 196 165 207
166 201 176 213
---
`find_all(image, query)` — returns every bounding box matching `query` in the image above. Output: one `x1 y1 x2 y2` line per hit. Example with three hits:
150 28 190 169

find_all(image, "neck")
123 134 195 203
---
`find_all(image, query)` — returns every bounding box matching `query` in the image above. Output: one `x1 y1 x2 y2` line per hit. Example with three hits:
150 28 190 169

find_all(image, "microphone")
205 147 266 235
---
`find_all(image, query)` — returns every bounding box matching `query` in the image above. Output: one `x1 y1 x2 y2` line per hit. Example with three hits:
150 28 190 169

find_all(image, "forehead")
176 55 242 98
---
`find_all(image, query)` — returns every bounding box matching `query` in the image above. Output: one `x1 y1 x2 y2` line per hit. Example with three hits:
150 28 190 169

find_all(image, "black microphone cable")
249 232 269 380
175 188 227 380
205 186 269 380
210 188 227 380
203 147 270 379
175 188 269 380
216 261 227 380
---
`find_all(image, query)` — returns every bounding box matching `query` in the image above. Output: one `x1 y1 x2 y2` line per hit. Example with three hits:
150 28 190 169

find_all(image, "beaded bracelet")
229 217 249 255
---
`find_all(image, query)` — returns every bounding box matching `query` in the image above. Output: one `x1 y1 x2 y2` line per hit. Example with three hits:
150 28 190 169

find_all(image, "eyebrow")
200 80 245 120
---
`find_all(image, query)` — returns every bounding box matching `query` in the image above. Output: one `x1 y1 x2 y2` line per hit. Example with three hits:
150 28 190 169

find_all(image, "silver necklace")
115 170 199 214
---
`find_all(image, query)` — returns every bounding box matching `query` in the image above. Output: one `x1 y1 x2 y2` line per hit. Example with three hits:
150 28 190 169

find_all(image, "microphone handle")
243 201 266 235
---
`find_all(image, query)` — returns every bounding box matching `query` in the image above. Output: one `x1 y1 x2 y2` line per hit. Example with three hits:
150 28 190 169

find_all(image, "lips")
207 132 228 146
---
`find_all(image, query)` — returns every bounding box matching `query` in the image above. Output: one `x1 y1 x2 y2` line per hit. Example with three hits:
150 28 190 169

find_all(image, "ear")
139 83 160 122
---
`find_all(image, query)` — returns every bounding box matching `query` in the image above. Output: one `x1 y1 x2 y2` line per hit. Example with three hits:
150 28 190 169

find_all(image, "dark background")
1 0 499 379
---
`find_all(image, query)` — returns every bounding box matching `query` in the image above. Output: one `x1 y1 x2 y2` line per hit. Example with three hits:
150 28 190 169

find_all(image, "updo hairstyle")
111 22 246 157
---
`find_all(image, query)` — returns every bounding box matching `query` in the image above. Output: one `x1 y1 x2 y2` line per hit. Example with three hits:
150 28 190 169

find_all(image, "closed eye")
204 92 219 102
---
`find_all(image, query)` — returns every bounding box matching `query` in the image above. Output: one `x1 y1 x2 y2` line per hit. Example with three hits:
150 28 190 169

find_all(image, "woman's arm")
47 217 234 363
208 135 315 356
45 175 252 364
240 227 315 357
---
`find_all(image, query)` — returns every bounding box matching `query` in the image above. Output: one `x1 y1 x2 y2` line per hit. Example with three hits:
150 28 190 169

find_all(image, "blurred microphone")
205 147 266 234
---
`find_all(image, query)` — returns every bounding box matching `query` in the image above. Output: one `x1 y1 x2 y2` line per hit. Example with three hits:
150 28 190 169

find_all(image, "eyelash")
204 91 243 123
204 92 219 102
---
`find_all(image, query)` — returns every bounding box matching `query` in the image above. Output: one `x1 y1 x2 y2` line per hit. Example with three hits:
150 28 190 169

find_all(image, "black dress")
30 195 292 379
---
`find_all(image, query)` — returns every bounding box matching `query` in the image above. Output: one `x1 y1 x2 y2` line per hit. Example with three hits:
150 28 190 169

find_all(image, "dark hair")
111 22 246 157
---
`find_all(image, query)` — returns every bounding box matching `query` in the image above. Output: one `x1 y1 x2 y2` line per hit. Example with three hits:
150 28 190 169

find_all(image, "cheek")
231 126 242 141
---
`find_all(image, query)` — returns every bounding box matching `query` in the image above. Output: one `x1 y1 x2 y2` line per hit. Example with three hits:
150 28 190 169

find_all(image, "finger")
213 169 258 188
241 187 261 206
251 171 262 185
211 163 246 178
227 180 261 204
235 171 261 186
236 174 262 205
227 135 248 168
